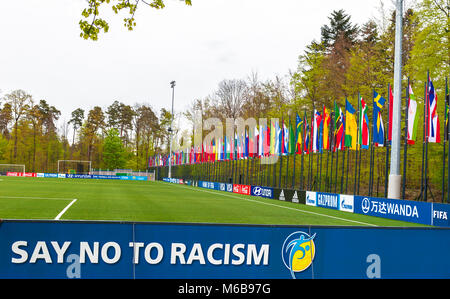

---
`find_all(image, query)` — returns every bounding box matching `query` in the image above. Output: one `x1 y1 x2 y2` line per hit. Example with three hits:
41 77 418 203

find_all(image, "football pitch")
0 176 427 227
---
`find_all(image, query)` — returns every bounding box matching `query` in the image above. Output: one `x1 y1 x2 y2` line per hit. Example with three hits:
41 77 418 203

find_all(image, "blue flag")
373 91 386 146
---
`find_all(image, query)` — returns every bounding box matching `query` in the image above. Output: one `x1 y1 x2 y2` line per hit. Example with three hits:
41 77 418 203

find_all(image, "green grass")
0 176 428 227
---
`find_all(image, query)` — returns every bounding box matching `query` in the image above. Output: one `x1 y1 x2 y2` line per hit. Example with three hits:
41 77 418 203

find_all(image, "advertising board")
2 220 450 279
354 195 432 225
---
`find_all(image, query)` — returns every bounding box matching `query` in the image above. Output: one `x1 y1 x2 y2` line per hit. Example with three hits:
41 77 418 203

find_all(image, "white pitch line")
54 199 77 220
172 184 377 227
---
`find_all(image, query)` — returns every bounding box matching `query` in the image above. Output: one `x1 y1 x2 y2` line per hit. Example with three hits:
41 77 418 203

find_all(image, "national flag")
295 114 303 154
282 119 289 155
258 124 264 157
407 84 419 145
345 99 358 150
303 112 310 154
334 102 344 151
359 97 370 149
312 109 322 153
276 119 282 155
265 124 270 156
373 91 386 147
289 118 295 155
323 106 331 150
270 119 276 155
428 77 440 143
252 125 259 157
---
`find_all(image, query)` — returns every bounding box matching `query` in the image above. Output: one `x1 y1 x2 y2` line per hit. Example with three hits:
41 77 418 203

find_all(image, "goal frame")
0 164 26 173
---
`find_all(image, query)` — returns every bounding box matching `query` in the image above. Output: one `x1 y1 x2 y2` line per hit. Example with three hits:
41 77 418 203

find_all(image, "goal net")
57 160 92 174
0 164 25 175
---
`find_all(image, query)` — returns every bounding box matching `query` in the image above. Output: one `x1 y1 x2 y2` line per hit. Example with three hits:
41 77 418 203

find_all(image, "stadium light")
168 81 176 179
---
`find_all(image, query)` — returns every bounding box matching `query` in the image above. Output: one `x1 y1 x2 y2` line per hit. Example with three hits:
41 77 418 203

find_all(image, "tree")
106 100 135 145
291 41 327 111
3 90 32 159
103 128 127 170
132 104 158 170
83 106 106 162
0 102 12 138
321 9 359 51
407 0 449 88
26 103 43 172
79 0 192 41
69 108 85 146
214 79 249 119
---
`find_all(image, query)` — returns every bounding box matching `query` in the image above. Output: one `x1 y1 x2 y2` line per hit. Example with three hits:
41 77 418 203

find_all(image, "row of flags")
149 76 448 168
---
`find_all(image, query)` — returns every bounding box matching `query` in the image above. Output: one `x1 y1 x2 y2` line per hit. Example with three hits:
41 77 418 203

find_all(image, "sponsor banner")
44 173 59 178
2 220 450 279
119 176 147 181
432 203 450 227
36 173 45 178
200 181 215 190
218 183 226 192
250 186 274 199
226 183 233 193
273 189 306 204
339 194 354 213
354 195 432 225
92 175 120 180
6 172 36 177
66 174 92 179
316 192 340 210
306 191 317 206
232 184 251 195
305 191 353 212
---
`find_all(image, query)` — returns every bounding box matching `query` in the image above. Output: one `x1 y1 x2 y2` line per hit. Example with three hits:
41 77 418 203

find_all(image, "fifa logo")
281 231 316 279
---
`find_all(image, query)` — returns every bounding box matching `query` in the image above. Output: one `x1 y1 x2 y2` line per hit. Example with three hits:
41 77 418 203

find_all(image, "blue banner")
354 195 432 225
432 203 450 227
44 173 59 178
251 186 274 199
66 174 93 179
1 220 450 279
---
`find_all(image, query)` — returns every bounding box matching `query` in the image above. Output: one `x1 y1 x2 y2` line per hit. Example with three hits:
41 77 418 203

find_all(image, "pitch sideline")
163 182 377 227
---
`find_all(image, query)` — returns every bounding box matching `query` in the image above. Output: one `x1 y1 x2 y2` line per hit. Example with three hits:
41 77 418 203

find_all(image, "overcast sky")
0 0 394 131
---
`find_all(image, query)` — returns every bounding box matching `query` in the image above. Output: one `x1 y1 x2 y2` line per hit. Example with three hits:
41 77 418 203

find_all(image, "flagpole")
292 115 297 189
300 109 306 190
425 70 430 202
355 95 360 195
419 81 427 200
369 89 375 196
402 77 410 200
447 76 450 203
278 117 283 188
385 84 390 198
285 117 290 188
443 77 449 203
357 93 363 195
330 104 335 193
308 111 313 190
344 99 349 194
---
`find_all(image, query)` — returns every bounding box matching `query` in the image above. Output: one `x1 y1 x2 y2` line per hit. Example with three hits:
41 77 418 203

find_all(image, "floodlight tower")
388 0 403 199
168 80 176 179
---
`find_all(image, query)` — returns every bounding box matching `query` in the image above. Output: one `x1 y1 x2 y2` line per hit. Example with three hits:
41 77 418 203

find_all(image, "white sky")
0 0 394 131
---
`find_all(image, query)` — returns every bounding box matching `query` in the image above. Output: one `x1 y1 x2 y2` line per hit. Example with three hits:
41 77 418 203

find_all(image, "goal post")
0 164 25 174
57 160 92 174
